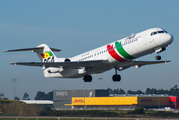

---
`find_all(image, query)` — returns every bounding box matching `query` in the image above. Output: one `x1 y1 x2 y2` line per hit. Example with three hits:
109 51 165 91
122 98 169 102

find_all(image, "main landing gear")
84 75 92 82
155 54 161 60
112 68 121 82
83 68 121 82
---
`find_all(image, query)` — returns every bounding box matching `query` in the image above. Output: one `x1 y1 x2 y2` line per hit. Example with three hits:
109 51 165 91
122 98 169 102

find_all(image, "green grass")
0 119 136 120
1 119 62 120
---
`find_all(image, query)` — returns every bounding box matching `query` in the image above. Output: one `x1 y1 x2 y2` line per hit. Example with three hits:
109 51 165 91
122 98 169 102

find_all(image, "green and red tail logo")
41 51 54 62
41 51 53 59
107 42 134 62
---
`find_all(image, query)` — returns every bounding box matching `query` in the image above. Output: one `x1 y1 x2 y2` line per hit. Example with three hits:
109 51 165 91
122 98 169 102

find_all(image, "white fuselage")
43 28 173 78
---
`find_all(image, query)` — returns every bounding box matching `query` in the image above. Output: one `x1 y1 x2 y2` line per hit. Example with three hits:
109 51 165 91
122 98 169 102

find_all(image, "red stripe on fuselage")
107 45 127 62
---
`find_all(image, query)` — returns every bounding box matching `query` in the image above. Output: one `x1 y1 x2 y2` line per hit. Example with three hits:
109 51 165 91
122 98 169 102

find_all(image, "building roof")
109 94 175 97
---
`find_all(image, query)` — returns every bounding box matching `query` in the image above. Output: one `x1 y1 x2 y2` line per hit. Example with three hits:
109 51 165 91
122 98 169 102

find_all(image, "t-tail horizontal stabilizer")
4 44 61 62
4 47 61 52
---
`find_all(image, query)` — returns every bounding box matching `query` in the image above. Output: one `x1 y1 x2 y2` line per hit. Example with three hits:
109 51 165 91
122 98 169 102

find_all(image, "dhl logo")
140 99 155 102
73 99 84 103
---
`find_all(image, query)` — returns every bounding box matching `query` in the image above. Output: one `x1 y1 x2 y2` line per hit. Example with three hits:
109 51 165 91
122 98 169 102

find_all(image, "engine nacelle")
56 58 71 62
44 58 71 74
47 67 63 73
64 58 71 62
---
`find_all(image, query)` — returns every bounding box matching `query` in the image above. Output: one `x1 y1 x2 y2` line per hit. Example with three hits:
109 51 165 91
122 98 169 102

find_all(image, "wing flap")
130 60 170 66
118 60 170 70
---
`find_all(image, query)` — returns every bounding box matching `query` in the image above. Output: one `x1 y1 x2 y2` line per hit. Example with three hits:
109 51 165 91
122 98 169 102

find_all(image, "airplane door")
148 36 157 46
143 34 156 47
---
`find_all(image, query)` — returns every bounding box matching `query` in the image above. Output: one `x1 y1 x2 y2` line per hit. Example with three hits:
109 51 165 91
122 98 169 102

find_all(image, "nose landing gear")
155 47 166 60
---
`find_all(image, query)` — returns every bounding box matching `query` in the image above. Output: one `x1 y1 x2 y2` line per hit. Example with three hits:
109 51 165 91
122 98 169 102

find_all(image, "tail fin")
4 44 61 62
34 44 59 62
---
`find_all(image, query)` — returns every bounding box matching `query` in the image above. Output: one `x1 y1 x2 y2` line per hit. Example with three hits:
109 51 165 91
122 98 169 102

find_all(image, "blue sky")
0 0 179 100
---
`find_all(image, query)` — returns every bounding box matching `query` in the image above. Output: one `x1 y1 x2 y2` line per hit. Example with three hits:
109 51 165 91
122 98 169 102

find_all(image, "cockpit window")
150 31 157 36
157 31 164 33
151 30 167 36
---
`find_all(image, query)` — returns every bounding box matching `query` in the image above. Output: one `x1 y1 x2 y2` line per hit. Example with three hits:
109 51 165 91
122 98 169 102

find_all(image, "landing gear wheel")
155 55 161 60
84 75 92 82
112 74 121 82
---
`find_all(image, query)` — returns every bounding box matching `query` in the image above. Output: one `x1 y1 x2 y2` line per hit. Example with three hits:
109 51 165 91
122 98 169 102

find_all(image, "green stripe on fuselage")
115 42 134 60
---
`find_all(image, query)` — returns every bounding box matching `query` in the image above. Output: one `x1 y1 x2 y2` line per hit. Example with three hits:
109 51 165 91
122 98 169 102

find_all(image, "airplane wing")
11 60 106 69
117 60 170 71
11 60 169 70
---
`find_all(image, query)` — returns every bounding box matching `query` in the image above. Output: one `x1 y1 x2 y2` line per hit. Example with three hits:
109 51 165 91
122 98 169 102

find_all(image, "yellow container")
72 97 138 106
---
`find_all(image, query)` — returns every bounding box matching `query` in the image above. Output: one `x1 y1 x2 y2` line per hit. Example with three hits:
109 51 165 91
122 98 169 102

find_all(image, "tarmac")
0 116 178 120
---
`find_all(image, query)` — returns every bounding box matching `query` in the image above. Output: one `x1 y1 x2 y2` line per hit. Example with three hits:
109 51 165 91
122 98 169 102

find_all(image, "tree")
150 88 157 94
145 88 151 94
119 89 126 94
114 89 119 94
0 93 4 100
14 96 20 100
0 93 9 100
169 85 179 96
127 89 144 94
113 88 126 94
47 91 53 100
35 91 53 100
127 90 135 94
107 88 113 94
173 85 178 89
135 90 144 94
22 92 30 100
145 88 157 94
35 91 48 100
144 85 179 96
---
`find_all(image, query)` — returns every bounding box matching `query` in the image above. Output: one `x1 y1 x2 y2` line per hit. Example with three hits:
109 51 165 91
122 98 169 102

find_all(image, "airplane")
4 28 173 82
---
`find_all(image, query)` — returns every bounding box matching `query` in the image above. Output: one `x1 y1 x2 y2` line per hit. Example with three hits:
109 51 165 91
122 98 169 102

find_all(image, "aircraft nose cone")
168 34 174 44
